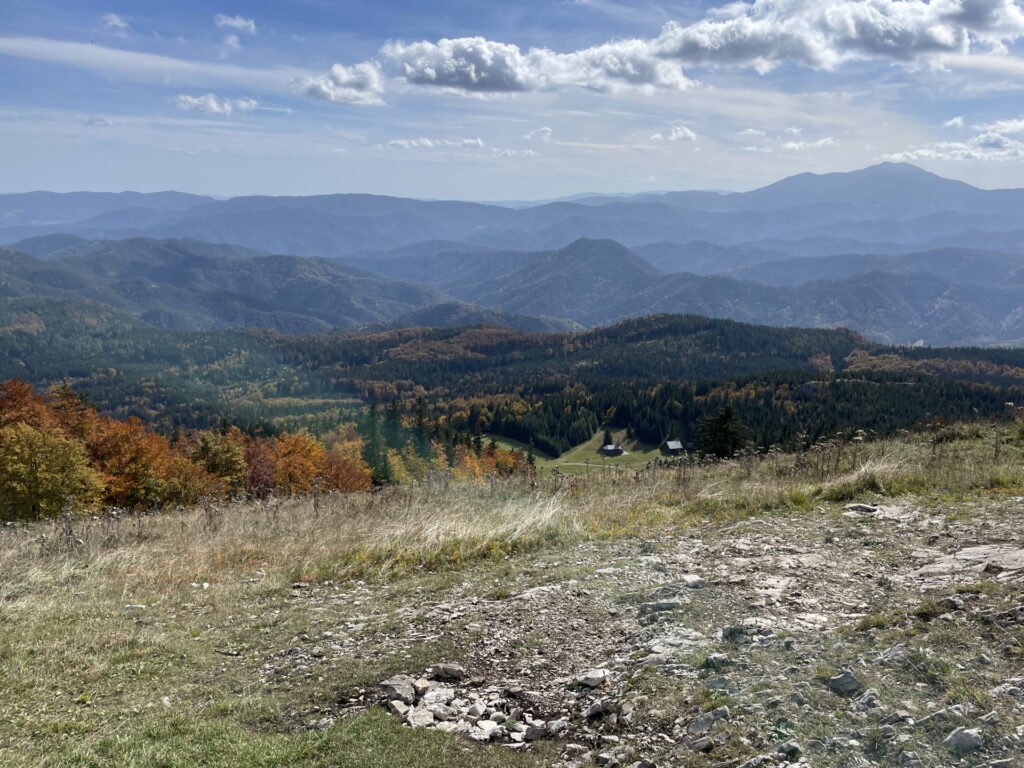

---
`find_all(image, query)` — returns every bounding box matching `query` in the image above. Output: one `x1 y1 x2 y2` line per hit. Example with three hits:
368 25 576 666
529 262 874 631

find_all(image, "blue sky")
2 0 1024 198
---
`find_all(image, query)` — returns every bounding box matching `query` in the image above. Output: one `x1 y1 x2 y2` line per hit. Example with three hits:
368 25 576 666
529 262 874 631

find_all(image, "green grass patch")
46 708 552 768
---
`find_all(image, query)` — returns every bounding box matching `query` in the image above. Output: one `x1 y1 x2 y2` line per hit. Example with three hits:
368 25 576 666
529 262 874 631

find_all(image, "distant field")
489 430 663 475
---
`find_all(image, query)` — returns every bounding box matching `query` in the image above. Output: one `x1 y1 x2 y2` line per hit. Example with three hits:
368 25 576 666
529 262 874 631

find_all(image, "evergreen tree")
603 428 614 447
412 397 431 458
360 405 393 485
696 405 752 458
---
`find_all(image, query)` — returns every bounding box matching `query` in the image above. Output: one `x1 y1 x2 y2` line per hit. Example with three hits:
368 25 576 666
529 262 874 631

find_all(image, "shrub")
0 423 103 519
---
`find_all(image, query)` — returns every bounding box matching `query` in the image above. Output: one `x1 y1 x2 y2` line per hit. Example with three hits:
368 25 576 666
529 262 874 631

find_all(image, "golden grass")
3 422 1023 595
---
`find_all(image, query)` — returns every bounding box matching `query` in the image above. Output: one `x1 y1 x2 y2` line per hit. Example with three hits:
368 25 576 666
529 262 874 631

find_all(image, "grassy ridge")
2 424 1024 767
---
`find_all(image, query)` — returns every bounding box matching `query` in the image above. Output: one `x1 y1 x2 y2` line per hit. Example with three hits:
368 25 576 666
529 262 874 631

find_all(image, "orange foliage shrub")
272 433 325 494
87 416 177 508
320 450 373 492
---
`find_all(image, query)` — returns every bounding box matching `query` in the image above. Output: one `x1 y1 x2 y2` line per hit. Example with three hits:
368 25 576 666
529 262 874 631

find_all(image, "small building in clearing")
662 440 684 456
599 443 624 457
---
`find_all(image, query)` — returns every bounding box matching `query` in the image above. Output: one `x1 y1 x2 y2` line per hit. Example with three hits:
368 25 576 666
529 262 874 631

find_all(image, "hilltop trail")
262 498 1024 768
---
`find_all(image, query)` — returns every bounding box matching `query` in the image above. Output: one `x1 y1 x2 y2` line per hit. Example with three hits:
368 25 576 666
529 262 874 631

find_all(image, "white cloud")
298 61 385 106
492 148 539 158
523 126 554 143
175 93 258 116
738 127 766 137
944 115 965 128
101 13 130 37
0 36 310 94
782 136 838 150
214 14 256 35
380 35 691 93
942 52 1024 79
887 130 1024 161
651 121 697 141
974 116 1024 133
220 33 241 57
82 114 114 127
652 0 1024 72
0 35 385 108
329 0 1024 98
784 126 803 136
385 137 484 149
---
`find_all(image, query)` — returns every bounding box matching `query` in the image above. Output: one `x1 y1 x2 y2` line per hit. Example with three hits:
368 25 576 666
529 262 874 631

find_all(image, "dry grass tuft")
2 422 1022 594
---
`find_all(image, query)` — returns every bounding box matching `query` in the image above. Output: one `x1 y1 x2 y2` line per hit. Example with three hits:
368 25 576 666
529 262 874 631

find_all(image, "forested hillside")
5 299 1024 459
346 237 1024 345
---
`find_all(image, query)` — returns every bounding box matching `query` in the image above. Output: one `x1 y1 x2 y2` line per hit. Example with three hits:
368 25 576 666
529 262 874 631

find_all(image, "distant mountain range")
2 163 1023 346
4 163 1024 259
347 237 1024 346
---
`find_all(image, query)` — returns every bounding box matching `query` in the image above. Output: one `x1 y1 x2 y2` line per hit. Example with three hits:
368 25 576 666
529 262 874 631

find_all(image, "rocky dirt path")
257 498 1024 768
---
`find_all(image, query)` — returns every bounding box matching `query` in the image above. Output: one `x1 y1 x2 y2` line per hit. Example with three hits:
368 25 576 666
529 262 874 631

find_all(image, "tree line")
0 378 531 520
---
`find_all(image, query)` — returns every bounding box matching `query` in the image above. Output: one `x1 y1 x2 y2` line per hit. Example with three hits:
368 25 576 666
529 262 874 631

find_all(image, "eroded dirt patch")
261 500 1024 767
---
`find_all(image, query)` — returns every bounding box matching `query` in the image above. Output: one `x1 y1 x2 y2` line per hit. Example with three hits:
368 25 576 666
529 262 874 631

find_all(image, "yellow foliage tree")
0 423 103 519
165 455 223 506
398 444 433 480
47 382 95 440
385 448 412 484
272 433 324 494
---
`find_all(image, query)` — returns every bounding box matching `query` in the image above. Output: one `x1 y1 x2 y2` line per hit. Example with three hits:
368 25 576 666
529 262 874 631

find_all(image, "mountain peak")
856 161 941 178
557 238 662 275
863 161 924 171
737 160 985 217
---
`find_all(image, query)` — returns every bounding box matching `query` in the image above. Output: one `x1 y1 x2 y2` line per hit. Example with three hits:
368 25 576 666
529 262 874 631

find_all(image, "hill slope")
0 238 450 332
367 237 1024 346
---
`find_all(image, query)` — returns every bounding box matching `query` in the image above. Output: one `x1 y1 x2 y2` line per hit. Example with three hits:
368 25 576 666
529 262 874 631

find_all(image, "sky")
2 0 1024 199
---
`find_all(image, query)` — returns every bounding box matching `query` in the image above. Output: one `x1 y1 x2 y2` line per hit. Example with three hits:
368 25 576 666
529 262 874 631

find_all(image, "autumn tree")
189 431 247 496
0 378 56 431
320 450 373 492
243 438 276 498
0 423 103 519
47 381 95 439
164 454 222 506
272 433 324 494
87 416 175 508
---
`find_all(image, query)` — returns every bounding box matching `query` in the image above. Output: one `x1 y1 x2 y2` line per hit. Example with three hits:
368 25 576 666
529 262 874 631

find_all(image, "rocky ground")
256 498 1024 768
